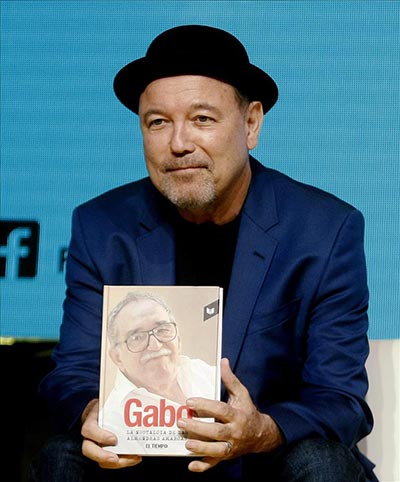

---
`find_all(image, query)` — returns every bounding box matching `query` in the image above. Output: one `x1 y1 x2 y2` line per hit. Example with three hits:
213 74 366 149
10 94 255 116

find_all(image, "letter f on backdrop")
0 221 39 278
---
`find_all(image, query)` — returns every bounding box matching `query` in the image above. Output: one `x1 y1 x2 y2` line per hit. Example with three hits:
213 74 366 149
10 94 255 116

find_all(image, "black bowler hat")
113 25 278 115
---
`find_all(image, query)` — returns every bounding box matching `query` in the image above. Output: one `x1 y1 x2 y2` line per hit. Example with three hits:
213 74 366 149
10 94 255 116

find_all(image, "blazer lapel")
136 223 176 285
133 184 177 285
223 218 278 369
223 159 279 377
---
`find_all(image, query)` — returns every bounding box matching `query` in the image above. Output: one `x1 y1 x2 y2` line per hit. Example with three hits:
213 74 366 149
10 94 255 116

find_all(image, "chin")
161 179 216 209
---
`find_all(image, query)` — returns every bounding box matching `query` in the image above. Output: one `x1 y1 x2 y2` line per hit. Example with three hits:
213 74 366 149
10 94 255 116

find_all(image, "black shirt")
174 214 241 298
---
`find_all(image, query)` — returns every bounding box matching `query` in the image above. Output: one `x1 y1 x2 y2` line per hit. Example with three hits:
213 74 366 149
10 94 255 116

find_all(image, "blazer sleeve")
266 208 373 447
38 206 105 431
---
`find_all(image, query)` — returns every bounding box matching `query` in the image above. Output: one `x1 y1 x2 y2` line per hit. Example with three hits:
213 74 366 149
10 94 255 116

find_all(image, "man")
30 25 378 481
100 291 217 454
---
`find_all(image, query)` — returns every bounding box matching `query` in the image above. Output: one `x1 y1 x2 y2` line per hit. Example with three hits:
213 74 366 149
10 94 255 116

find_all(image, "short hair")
107 291 175 346
233 87 251 112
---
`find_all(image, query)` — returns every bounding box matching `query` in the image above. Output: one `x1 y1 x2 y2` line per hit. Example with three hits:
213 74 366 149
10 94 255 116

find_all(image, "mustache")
162 157 211 172
140 346 173 364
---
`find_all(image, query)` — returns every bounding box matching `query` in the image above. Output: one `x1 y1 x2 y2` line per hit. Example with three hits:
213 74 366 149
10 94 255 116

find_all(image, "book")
98 285 223 456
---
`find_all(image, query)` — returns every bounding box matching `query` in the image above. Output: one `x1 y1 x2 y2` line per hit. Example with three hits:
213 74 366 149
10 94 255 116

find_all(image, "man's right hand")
80 399 142 469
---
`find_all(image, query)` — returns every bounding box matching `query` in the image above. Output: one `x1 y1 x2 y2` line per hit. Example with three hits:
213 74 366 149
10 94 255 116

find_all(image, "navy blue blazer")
41 157 375 477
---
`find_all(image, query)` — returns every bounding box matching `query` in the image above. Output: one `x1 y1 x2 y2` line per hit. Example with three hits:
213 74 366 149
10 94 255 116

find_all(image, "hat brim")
113 56 278 115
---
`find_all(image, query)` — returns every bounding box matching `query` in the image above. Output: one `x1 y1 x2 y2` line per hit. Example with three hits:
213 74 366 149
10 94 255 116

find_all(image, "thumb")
221 357 249 403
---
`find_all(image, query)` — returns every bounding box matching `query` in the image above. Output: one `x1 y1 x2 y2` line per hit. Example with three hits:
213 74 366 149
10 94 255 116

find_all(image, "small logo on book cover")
203 300 219 321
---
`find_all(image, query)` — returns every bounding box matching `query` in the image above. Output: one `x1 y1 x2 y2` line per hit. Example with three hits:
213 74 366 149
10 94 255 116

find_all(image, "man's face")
139 75 263 223
110 299 181 391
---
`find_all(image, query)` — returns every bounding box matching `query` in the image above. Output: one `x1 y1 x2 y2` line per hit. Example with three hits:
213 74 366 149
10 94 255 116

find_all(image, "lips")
167 166 202 171
163 159 209 173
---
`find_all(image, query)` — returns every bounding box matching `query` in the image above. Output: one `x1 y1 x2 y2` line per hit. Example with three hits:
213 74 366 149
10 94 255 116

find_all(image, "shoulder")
250 157 361 219
70 176 171 235
246 157 365 244
76 177 153 213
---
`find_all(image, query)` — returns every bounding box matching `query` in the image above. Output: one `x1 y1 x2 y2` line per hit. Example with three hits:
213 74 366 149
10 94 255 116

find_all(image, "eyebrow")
126 320 169 336
189 102 222 115
142 102 223 123
141 109 165 124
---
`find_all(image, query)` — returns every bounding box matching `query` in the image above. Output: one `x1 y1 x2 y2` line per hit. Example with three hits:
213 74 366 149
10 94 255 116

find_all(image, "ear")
109 346 124 370
245 101 264 150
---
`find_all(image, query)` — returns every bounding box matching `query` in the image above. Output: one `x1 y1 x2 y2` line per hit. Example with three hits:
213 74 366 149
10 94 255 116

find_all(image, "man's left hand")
177 357 284 472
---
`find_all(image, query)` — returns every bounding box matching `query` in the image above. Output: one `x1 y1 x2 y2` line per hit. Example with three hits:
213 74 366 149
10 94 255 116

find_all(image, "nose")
170 123 195 156
147 332 163 350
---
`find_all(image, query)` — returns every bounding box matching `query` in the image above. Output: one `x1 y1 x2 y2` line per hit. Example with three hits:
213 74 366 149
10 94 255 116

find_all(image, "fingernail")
177 418 187 428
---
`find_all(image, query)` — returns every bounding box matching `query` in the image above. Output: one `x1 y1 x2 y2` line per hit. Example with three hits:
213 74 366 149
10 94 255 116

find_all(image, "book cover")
98 285 223 456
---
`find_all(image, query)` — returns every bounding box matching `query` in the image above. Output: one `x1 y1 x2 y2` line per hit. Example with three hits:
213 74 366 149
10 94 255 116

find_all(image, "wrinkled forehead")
138 75 240 112
116 299 171 332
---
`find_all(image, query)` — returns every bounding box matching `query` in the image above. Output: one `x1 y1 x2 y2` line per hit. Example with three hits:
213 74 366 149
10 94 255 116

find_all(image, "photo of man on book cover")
98 286 222 455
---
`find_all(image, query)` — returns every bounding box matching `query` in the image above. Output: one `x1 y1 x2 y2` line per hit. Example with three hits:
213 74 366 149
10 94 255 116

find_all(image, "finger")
81 399 99 424
81 400 119 448
82 438 118 465
82 439 141 469
178 416 218 441
221 358 247 395
178 410 232 441
188 456 222 472
99 454 142 470
220 357 249 402
81 420 117 447
186 439 233 458
184 397 235 422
